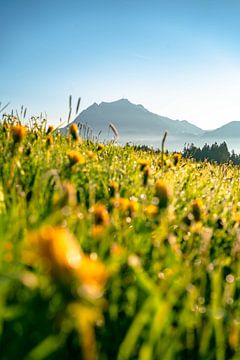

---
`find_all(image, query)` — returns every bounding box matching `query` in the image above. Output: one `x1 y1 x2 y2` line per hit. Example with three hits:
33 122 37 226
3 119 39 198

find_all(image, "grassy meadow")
0 116 240 359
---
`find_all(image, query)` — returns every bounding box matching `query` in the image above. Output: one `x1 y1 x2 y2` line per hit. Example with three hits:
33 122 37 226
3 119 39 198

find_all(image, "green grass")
0 117 240 359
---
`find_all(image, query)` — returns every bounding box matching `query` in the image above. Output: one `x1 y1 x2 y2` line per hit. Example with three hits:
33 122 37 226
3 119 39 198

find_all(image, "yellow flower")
111 197 129 212
26 226 108 298
137 159 150 171
11 124 27 143
234 213 240 224
90 204 110 226
111 243 124 257
97 143 105 150
67 150 85 166
111 198 138 217
76 255 108 297
69 123 80 141
145 204 159 217
26 226 82 276
155 180 171 209
91 224 105 238
87 151 98 160
127 200 138 216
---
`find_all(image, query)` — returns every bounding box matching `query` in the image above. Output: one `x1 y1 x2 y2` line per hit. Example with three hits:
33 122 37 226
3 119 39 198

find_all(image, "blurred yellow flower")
145 204 159 217
137 159 150 171
90 204 110 226
69 123 80 141
67 150 85 166
87 151 98 160
111 243 124 257
27 226 82 275
97 143 105 150
155 180 172 209
92 224 105 238
25 226 108 297
112 197 129 211
11 124 27 143
76 255 108 297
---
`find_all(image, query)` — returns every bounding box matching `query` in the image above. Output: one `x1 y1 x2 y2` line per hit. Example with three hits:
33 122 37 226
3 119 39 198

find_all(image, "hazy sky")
2 0 240 129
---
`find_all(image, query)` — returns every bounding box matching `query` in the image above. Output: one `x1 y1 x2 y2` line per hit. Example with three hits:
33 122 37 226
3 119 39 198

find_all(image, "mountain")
204 121 240 138
64 99 204 140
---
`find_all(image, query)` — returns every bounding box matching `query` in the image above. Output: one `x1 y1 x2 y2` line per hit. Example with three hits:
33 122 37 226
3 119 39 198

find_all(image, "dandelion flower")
145 204 159 217
97 143 105 151
69 123 79 140
67 150 85 166
11 124 27 143
90 204 110 226
137 159 150 171
26 226 82 276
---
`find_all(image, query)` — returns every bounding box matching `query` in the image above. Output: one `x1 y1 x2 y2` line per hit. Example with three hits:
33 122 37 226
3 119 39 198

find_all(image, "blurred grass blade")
0 102 10 113
76 97 81 115
26 335 63 360
117 297 155 360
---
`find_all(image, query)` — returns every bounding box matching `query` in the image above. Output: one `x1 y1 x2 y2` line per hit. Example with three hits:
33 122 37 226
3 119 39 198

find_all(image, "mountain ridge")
62 98 240 142
66 98 204 137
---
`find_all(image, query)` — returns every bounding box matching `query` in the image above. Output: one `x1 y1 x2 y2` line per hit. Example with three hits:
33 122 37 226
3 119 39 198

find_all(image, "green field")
0 117 239 360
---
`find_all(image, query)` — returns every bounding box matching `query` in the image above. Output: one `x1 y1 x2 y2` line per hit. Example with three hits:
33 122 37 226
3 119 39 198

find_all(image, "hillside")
204 121 240 137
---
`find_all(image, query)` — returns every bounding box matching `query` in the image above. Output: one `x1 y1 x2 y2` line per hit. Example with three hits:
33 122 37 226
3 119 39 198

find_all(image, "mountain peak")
68 98 204 139
99 98 132 106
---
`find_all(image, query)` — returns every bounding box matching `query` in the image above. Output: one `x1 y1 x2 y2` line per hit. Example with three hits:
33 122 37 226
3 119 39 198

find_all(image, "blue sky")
2 0 240 129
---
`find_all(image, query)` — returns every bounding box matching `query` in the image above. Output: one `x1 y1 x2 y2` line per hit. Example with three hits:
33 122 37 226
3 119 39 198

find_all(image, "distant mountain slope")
63 99 204 138
204 121 240 138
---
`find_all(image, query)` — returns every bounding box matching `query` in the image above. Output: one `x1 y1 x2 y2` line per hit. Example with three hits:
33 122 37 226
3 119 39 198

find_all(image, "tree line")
182 142 240 164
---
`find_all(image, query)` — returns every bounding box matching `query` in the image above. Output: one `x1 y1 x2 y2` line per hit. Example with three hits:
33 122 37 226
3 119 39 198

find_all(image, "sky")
2 0 240 129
